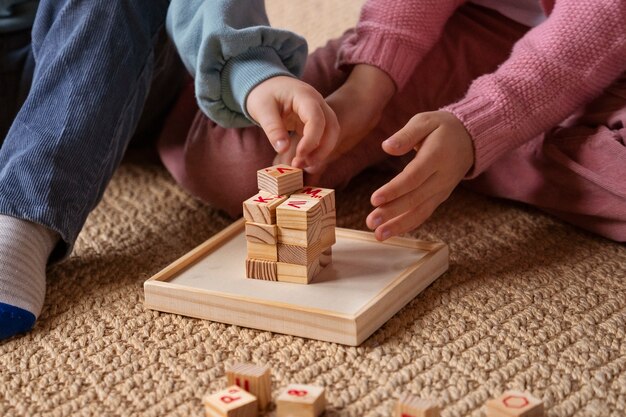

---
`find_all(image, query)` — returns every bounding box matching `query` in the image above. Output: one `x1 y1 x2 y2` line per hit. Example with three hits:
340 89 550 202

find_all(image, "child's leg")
465 74 626 241
0 0 179 339
158 37 350 217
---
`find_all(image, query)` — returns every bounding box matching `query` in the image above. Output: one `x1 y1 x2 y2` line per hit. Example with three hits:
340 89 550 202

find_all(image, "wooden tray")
144 219 448 346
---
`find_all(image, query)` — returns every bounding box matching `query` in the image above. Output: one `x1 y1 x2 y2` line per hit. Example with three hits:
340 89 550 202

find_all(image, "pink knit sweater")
337 0 626 177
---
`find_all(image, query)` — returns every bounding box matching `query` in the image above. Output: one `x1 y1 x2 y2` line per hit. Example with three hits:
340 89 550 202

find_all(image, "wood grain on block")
247 241 277 261
291 186 335 214
257 164 303 195
245 222 277 245
245 259 277 281
276 197 323 231
277 241 323 265
485 391 544 417
395 394 440 417
319 248 332 268
226 363 272 411
277 224 321 247
243 191 287 225
277 259 322 284
320 210 336 247
203 385 257 417
276 384 325 417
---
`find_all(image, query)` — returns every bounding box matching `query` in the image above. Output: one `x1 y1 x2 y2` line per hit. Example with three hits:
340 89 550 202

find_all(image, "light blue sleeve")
167 0 308 127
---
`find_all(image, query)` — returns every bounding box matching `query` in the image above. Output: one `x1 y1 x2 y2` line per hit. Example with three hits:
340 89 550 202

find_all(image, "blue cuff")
221 46 295 123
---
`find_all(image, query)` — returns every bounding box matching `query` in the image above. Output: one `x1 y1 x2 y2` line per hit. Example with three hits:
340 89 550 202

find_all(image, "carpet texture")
1 1 625 416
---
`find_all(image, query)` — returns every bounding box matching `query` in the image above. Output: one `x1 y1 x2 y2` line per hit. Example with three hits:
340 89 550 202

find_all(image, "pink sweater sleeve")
444 0 626 177
337 0 465 90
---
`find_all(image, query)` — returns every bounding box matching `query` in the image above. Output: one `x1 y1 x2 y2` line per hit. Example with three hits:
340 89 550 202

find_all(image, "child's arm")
443 0 626 178
167 0 338 167
308 0 465 172
369 0 626 241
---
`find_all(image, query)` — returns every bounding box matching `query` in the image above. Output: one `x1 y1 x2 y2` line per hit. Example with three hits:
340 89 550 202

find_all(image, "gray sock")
0 215 59 318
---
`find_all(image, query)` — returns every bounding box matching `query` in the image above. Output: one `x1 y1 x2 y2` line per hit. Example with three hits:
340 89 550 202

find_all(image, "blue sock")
0 303 36 340
0 215 58 341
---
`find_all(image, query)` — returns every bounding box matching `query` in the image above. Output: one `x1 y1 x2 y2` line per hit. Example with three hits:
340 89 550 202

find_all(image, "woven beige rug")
2 1 625 416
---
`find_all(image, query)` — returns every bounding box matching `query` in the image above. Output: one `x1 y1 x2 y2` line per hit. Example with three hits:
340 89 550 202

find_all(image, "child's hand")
366 111 474 241
247 76 339 169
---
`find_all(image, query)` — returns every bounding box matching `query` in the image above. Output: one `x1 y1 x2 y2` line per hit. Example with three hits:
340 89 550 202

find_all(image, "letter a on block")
257 164 303 196
276 197 323 230
485 390 544 417
203 385 257 417
291 186 335 214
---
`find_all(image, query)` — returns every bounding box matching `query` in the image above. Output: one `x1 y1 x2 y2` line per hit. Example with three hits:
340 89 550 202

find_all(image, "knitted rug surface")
1 2 625 416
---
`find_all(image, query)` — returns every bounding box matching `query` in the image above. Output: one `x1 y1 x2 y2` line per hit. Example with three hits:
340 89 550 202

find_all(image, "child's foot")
0 215 58 340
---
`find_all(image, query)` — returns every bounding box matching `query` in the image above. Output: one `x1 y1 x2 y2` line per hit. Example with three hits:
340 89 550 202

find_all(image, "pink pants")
158 4 626 242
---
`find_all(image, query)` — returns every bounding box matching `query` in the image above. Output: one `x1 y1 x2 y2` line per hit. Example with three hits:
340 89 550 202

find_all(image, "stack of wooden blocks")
243 164 336 284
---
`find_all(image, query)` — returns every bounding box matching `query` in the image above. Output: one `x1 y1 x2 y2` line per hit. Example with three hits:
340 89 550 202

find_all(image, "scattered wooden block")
246 241 277 261
243 191 287 225
276 384 325 417
395 394 440 417
203 385 257 417
277 241 323 266
277 259 323 284
320 210 336 247
276 197 323 231
245 259 277 281
226 363 272 411
485 391 544 417
257 164 303 196
319 248 332 268
291 186 335 214
245 222 278 245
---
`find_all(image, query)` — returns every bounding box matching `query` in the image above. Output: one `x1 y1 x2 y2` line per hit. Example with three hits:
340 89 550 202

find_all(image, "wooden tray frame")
144 218 448 346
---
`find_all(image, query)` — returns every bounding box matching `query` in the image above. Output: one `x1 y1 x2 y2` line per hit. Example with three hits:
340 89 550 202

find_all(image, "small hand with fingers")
246 75 339 171
366 111 474 240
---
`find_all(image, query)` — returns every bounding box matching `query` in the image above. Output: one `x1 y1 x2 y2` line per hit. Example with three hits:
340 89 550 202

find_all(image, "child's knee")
159 112 275 218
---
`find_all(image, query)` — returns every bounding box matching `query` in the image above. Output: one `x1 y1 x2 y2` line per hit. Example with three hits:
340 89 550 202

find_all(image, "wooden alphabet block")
485 391 544 417
257 164 303 196
291 186 335 214
247 241 277 261
277 224 321 247
277 241 323 266
276 197 323 231
245 259 277 281
276 384 325 417
277 259 323 284
245 222 278 245
243 191 287 225
226 363 272 411
203 385 257 417
395 394 440 417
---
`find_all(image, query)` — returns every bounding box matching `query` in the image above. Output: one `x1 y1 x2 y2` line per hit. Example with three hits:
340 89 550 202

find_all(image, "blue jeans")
0 0 185 257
